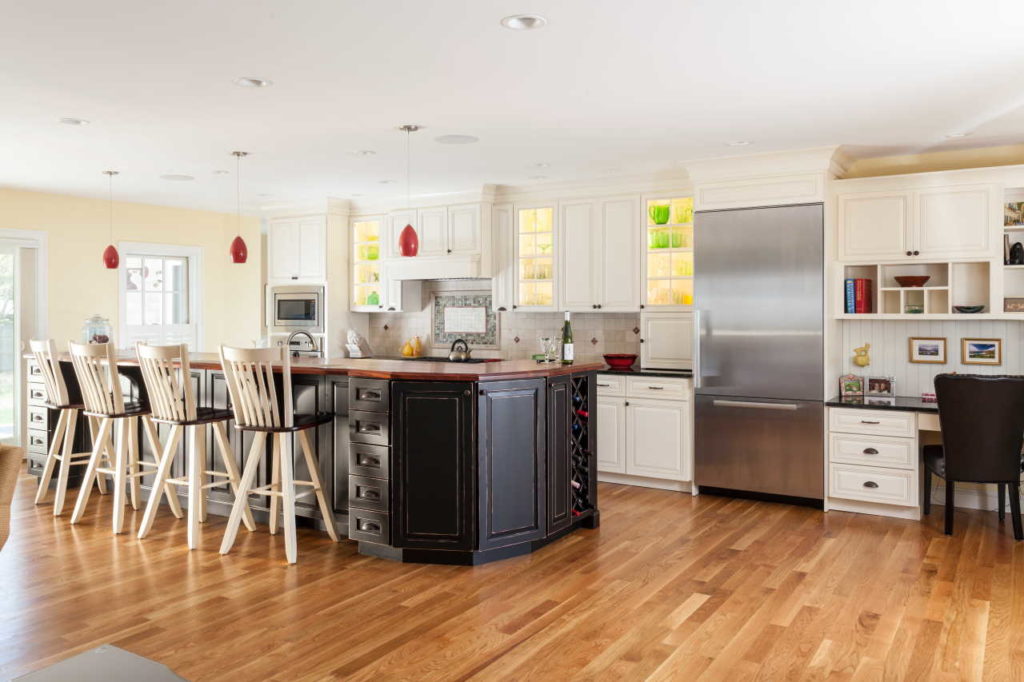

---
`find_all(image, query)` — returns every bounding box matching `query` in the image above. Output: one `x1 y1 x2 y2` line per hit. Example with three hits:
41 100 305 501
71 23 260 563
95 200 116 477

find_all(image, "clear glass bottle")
82 314 112 344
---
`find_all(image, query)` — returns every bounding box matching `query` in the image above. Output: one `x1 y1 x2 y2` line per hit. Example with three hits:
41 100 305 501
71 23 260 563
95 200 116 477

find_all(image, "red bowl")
894 275 930 287
603 353 637 369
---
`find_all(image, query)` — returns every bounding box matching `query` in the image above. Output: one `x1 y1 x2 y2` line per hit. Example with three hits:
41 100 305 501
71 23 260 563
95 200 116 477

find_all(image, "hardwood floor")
3 472 1024 681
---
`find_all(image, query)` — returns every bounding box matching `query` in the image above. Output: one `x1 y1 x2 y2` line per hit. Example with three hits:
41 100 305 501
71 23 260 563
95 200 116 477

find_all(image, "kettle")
448 339 471 362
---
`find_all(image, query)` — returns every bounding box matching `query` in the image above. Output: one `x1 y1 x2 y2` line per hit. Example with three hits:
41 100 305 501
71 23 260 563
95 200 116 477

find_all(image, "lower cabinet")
546 375 572 534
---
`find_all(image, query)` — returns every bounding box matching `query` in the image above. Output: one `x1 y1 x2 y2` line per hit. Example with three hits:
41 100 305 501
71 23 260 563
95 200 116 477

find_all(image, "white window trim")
117 241 203 350
0 228 47 338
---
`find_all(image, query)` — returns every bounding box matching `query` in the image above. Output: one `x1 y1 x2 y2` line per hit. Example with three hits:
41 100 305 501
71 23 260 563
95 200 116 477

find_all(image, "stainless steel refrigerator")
693 203 824 502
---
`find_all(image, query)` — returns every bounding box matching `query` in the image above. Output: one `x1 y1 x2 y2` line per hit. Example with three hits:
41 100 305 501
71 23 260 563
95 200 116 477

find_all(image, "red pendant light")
398 124 420 257
229 151 248 264
102 170 119 269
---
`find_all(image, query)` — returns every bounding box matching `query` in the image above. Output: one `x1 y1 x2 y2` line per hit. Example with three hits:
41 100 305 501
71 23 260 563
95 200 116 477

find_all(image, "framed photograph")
909 337 947 364
962 338 1002 366
1006 201 1024 226
839 374 864 397
866 376 895 396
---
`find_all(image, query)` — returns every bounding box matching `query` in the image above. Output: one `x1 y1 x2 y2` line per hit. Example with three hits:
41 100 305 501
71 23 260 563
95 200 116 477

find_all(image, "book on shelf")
844 278 873 314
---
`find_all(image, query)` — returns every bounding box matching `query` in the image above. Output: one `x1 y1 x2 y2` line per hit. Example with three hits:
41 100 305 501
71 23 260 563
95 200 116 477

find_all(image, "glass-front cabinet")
643 196 694 308
514 206 556 310
352 217 383 311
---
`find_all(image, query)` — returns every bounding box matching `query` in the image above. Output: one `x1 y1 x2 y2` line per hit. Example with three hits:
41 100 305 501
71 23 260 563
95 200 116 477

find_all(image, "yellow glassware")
411 336 423 357
401 341 414 357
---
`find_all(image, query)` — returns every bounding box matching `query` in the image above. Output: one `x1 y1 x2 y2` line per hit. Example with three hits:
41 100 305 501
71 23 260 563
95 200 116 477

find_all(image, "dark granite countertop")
826 395 938 412
599 367 693 379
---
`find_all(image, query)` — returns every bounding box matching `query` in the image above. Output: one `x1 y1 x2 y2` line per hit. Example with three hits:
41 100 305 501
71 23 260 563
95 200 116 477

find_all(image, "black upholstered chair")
923 374 1024 539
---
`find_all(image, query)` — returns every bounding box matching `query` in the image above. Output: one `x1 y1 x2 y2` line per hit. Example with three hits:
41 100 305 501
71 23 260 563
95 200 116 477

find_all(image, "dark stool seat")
83 402 150 420
43 401 84 411
236 412 333 433
924 374 1024 540
150 406 234 426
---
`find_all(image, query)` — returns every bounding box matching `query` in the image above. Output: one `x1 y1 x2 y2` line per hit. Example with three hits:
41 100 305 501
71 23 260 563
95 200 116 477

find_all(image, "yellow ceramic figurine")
411 336 423 357
401 340 415 357
852 343 871 368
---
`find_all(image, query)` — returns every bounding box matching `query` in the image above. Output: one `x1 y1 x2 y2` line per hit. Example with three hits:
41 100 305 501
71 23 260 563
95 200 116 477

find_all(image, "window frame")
117 242 202 349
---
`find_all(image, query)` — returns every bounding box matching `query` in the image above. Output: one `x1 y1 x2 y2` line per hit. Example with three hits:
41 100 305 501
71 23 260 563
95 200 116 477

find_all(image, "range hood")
385 255 490 280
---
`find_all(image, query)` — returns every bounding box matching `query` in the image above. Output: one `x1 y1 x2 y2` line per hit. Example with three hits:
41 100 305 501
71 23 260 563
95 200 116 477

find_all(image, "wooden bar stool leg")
88 416 108 495
298 429 338 542
212 422 255 532
71 418 112 524
269 440 281 536
220 432 266 556
52 409 79 515
138 425 183 540
34 409 68 505
197 425 208 524
278 432 298 564
128 416 142 511
112 419 129 534
142 417 183 518
186 425 203 549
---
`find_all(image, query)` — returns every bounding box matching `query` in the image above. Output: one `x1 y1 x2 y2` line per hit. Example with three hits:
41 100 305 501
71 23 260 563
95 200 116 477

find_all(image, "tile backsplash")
366 280 640 359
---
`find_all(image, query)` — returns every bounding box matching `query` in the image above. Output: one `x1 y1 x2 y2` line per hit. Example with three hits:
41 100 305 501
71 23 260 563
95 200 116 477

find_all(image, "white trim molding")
116 241 203 350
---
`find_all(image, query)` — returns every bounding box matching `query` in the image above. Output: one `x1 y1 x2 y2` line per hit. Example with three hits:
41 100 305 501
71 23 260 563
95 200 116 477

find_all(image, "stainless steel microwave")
268 285 324 334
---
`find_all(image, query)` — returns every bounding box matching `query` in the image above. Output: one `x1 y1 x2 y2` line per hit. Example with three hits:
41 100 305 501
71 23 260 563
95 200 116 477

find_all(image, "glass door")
644 197 694 308
515 206 556 309
352 218 383 311
0 246 18 443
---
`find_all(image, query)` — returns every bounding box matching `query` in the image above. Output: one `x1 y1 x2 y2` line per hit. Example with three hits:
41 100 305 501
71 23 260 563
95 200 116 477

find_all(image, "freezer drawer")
695 395 823 500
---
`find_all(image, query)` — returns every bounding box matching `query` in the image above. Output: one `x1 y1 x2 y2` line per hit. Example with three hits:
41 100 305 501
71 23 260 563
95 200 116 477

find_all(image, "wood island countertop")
41 352 604 381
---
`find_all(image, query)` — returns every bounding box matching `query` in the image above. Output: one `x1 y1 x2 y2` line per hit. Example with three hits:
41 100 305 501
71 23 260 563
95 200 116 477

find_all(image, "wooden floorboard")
3 472 1024 680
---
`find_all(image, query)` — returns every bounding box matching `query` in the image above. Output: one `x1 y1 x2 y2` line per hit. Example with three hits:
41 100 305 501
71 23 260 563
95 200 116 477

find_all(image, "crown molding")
685 146 844 184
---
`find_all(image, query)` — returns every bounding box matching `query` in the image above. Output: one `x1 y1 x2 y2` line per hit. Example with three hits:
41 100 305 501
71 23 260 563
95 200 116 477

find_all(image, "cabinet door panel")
416 207 447 256
559 201 597 311
491 204 514 312
640 312 693 370
915 185 993 258
388 210 417 258
329 377 349 514
596 397 626 473
600 197 640 311
546 376 572 534
478 379 546 550
626 398 687 480
269 221 301 279
447 205 480 255
298 217 325 280
838 193 909 261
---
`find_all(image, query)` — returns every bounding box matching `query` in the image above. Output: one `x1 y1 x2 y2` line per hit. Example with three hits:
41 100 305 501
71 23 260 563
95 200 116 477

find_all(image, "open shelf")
839 260 991 317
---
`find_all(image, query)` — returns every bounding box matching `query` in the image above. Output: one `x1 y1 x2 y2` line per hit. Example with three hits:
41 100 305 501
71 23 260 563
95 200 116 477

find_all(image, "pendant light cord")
406 128 411 210
108 173 113 243
236 152 241 237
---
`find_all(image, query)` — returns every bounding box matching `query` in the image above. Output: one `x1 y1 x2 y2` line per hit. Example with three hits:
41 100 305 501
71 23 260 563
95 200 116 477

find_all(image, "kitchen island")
25 354 602 565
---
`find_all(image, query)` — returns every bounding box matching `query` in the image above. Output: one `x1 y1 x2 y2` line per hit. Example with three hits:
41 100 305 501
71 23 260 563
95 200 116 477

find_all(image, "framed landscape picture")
909 337 946 364
962 338 1002 366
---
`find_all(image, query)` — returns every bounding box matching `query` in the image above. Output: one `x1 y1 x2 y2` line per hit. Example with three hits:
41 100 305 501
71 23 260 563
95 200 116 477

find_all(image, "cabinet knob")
913 250 920 256
906 251 912 256
512 304 518 310
863 447 878 455
498 306 507 312
291 276 298 280
597 304 602 309
387 307 396 311
447 249 452 254
591 304 597 309
639 338 645 343
863 481 879 489
639 304 645 309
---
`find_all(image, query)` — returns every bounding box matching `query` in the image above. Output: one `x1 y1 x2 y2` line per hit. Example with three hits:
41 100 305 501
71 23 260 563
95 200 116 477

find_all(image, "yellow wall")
0 187 262 351
842 143 1024 178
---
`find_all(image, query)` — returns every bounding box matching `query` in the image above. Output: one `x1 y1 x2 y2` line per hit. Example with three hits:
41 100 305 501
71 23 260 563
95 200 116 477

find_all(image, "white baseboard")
928 481 1018 512
598 472 692 493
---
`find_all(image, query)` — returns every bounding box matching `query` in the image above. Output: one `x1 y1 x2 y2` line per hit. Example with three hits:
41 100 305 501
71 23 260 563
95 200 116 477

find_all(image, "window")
119 243 200 348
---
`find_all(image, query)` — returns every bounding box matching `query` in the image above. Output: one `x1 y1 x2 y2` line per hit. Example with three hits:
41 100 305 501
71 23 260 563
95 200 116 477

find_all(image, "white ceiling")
3 0 1024 213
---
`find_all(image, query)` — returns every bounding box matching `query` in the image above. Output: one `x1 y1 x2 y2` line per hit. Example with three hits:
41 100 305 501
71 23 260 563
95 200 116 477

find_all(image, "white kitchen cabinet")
447 204 481 255
491 203 514 312
626 398 689 481
514 205 557 310
640 311 693 370
415 207 447 257
837 184 996 262
557 196 640 312
388 205 483 260
268 216 326 282
386 210 418 258
596 396 626 474
379 262 422 313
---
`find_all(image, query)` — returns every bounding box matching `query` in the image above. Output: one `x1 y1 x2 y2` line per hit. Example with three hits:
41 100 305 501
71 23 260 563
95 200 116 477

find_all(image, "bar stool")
29 339 108 514
218 345 338 564
135 342 255 548
68 340 180 534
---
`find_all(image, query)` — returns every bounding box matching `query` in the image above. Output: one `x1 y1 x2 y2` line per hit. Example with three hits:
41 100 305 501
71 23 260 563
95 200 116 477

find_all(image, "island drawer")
350 443 390 479
348 475 389 513
595 374 626 397
27 384 48 405
829 408 915 438
349 410 390 446
26 429 48 454
829 433 916 470
27 405 50 430
350 379 390 413
348 508 390 545
829 463 917 508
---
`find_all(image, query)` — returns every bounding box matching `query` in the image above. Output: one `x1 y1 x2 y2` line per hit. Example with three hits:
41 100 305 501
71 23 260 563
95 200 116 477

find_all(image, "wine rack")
569 374 595 518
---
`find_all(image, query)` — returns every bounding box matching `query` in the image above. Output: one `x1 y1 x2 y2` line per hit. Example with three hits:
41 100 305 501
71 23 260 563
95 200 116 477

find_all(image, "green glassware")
366 291 380 306
648 204 670 225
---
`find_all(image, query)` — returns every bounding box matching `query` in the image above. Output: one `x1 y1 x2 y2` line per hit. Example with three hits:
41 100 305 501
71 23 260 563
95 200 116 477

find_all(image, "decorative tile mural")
432 292 498 348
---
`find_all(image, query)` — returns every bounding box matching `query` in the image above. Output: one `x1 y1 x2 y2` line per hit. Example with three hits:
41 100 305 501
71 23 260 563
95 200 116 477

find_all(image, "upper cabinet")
268 215 326 282
491 204 514 312
642 196 694 309
514 206 557 310
351 217 384 311
838 184 997 262
386 205 481 259
558 196 640 312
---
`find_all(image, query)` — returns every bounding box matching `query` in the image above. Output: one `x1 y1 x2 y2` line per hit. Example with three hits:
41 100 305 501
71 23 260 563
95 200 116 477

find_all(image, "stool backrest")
935 373 1024 482
136 343 196 422
28 339 70 407
219 345 293 429
68 341 125 416
0 445 22 552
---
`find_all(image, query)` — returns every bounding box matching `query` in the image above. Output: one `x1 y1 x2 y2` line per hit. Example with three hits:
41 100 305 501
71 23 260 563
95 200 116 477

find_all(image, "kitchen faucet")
285 330 318 357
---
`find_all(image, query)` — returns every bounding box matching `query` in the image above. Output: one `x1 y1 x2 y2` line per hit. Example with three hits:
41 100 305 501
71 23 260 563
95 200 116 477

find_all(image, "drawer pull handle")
859 420 880 425
357 520 381 533
862 481 879 489
357 488 380 500
596 383 611 388
863 448 879 455
357 455 380 467
647 386 665 390
359 390 382 401
358 423 381 433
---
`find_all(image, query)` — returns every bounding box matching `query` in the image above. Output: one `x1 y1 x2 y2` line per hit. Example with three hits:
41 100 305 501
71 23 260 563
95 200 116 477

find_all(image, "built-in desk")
824 396 942 520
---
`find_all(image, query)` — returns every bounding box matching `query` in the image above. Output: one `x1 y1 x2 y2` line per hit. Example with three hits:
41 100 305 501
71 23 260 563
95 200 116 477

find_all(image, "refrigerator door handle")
712 399 799 411
692 309 701 389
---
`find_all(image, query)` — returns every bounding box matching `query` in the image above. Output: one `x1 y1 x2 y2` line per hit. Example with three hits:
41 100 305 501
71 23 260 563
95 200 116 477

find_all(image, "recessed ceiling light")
212 169 229 175
533 162 551 169
501 14 547 30
529 175 548 180
726 140 752 147
349 150 377 157
435 134 479 145
945 132 972 139
59 117 89 126
233 77 272 88
160 174 194 182
379 180 394 184
257 192 272 197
